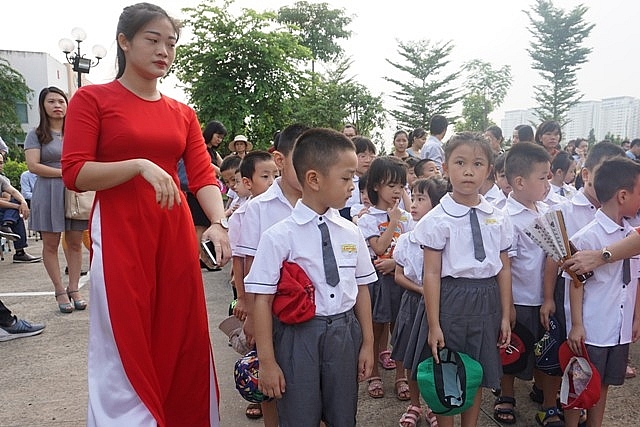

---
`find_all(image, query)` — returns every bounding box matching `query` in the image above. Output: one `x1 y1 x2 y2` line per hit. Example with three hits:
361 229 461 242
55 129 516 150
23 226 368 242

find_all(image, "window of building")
15 102 28 124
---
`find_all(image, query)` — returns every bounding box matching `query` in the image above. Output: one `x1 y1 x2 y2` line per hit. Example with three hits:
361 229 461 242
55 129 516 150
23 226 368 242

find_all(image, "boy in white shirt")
245 128 376 427
563 157 640 427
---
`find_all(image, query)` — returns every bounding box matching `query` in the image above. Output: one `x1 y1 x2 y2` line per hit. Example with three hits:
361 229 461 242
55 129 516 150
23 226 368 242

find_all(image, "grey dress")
24 130 88 232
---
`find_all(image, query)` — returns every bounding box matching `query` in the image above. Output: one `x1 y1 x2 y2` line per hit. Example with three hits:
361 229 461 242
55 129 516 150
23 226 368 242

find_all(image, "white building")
0 50 86 138
501 109 538 141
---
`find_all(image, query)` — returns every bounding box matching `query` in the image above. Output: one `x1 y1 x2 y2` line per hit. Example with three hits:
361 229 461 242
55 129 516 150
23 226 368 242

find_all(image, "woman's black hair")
35 86 68 145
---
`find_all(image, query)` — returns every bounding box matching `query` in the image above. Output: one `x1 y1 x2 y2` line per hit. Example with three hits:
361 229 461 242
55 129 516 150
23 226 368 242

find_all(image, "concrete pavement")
1 235 639 426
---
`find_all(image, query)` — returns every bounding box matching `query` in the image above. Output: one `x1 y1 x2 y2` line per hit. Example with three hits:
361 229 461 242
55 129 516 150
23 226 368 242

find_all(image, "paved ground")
2 236 640 426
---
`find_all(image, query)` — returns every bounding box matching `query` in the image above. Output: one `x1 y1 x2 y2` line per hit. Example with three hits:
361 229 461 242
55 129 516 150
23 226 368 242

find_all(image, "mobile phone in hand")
201 240 218 267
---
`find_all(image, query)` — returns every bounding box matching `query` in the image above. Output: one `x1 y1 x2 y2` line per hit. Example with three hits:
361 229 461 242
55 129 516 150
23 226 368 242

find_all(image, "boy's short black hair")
366 156 407 205
593 157 640 203
444 132 493 167
405 157 419 169
494 153 507 174
505 142 551 184
292 128 355 185
352 136 376 155
414 158 435 177
516 125 534 142
412 177 449 208
551 151 574 175
220 154 242 173
583 141 625 171
275 123 310 156
239 150 274 179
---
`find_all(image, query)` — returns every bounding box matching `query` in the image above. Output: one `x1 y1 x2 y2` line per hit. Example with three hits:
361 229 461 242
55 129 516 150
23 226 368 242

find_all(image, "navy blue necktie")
318 221 340 287
470 208 486 262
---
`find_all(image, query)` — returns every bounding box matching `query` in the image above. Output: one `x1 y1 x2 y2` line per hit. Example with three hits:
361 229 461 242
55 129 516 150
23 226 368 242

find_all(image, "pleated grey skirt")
406 276 503 390
370 272 404 324
390 289 421 364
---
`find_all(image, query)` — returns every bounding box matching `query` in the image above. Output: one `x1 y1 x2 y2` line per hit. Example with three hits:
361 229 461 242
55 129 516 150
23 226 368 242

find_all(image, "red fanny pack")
272 262 316 324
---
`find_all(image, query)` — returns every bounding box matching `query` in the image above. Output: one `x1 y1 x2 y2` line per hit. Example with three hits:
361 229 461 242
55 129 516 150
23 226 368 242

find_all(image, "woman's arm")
564 229 640 274
25 149 62 178
197 184 231 266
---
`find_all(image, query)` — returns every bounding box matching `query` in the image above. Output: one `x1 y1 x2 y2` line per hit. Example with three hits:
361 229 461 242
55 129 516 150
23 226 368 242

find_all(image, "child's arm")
368 199 402 256
353 285 374 382
394 264 421 294
633 278 640 343
423 247 444 363
232 256 248 320
242 255 256 346
567 279 586 356
253 293 286 399
496 251 513 348
540 256 560 330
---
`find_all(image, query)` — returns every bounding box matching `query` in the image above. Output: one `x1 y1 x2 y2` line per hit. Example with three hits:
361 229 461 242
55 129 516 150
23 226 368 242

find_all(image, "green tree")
291 58 385 136
174 0 312 149
0 58 32 157
457 60 512 131
525 0 594 124
603 132 622 145
385 39 462 130
277 1 352 73
587 128 596 144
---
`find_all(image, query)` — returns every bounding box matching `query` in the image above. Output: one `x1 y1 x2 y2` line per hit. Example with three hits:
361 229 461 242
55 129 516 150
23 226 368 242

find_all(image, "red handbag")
272 262 316 324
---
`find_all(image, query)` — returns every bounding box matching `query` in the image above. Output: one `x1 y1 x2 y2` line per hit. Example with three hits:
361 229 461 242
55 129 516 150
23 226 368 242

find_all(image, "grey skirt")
30 176 88 233
406 276 503 390
371 272 404 324
390 289 421 364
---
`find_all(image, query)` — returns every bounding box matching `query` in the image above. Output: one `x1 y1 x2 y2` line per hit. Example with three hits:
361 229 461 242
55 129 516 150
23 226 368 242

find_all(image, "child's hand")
357 206 369 218
233 296 248 321
357 343 374 382
387 199 402 223
497 318 511 349
242 315 255 348
539 300 556 330
567 325 585 356
374 258 395 275
428 327 445 363
257 359 286 399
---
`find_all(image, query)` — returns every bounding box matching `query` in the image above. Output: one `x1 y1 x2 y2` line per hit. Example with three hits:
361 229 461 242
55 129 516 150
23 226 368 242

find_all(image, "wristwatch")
213 218 229 230
601 247 613 263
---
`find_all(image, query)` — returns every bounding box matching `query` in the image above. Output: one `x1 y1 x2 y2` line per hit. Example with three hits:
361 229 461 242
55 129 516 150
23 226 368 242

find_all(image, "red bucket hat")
272 262 316 324
559 341 601 410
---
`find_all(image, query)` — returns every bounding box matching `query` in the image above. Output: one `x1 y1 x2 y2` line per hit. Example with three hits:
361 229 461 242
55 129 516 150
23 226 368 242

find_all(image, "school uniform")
245 201 376 427
406 193 513 389
390 231 423 366
236 177 297 257
552 189 598 332
228 196 250 258
562 210 640 385
484 183 507 208
549 182 576 200
340 175 361 220
357 206 413 323
504 195 549 379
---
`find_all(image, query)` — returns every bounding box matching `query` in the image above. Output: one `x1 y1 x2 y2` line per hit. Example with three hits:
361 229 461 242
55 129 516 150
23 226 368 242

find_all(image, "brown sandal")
367 377 384 398
245 403 262 419
395 378 411 401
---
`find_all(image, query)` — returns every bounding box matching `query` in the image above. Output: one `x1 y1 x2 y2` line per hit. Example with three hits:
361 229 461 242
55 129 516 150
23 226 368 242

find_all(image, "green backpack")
417 347 483 416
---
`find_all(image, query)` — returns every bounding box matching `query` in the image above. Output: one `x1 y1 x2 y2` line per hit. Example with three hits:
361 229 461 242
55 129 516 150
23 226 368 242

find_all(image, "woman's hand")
563 250 603 275
202 223 231 267
138 159 182 209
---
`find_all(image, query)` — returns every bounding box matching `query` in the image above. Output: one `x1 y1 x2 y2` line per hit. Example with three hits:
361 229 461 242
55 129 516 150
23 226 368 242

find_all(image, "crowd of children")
212 118 639 427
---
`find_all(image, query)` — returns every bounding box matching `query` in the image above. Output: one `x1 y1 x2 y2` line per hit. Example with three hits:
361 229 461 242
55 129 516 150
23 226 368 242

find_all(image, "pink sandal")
379 350 396 370
424 405 438 426
399 404 422 427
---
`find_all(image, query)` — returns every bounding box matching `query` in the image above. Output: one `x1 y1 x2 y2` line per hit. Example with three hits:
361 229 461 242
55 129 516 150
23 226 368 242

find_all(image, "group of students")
216 116 640 427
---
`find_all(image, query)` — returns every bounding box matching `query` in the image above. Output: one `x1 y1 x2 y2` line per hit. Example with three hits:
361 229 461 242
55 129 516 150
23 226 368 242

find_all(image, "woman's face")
485 131 502 153
234 141 246 152
43 92 67 119
209 133 224 148
540 130 560 151
393 133 408 152
412 134 427 150
119 17 177 79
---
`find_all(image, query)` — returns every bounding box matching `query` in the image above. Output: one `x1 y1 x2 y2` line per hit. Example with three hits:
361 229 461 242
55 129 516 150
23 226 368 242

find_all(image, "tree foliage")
0 58 32 153
457 59 512 131
277 1 351 72
174 0 311 149
525 0 594 125
385 40 462 131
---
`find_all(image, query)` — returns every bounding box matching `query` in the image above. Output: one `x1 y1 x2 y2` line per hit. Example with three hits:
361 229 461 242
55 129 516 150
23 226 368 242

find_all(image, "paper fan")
524 210 593 287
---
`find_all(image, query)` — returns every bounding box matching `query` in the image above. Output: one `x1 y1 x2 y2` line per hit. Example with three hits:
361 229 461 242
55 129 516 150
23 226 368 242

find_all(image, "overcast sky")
3 0 639 129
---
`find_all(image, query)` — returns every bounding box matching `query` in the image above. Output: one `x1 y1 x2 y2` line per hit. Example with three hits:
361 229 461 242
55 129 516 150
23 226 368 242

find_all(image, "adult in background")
534 120 562 159
61 3 229 425
515 124 534 143
407 127 427 158
485 125 505 155
625 138 640 161
203 120 226 175
24 87 87 313
420 114 448 174
228 134 252 159
342 123 357 138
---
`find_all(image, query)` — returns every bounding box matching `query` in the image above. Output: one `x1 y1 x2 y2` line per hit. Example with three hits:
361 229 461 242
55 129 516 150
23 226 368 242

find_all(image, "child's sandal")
367 377 384 398
399 404 422 427
535 407 563 427
379 350 396 370
395 378 411 401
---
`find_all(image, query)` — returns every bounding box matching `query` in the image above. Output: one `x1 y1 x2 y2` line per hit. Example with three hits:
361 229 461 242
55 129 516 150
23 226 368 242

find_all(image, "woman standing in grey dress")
25 87 87 313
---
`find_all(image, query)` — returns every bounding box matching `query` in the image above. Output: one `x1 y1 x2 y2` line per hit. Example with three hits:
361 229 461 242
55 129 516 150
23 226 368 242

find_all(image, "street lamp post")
58 28 107 88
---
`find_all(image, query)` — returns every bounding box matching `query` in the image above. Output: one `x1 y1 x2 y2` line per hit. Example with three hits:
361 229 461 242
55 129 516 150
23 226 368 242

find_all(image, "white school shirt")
504 196 549 306
562 210 640 346
357 206 414 259
236 177 298 257
484 183 507 208
553 189 598 238
414 193 513 279
344 175 360 209
244 201 377 316
393 231 424 287
549 182 576 200
228 196 250 258
420 135 445 173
